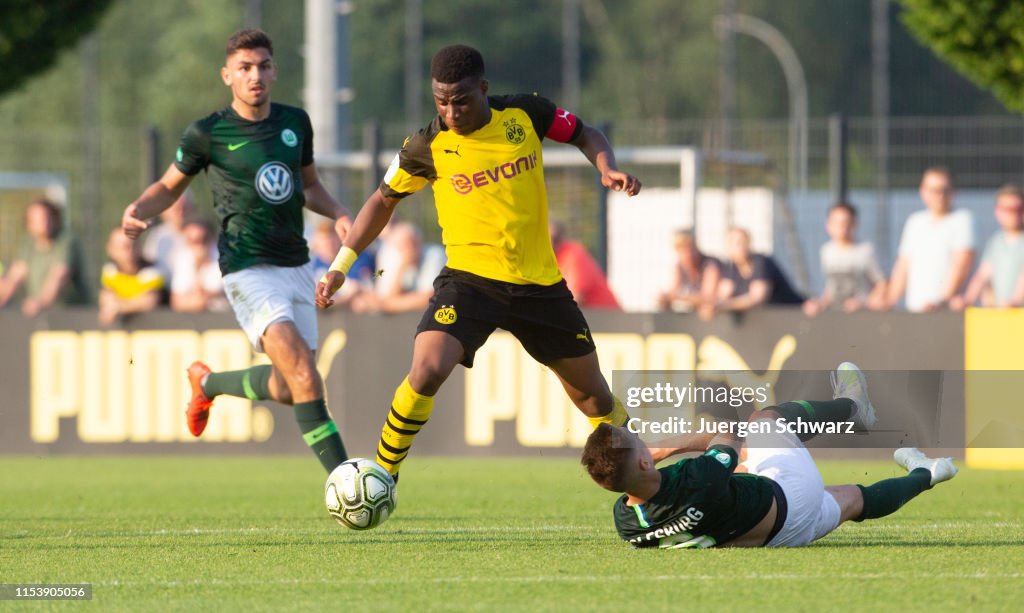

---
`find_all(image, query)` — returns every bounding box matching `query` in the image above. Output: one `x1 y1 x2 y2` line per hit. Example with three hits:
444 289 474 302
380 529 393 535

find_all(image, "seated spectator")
656 229 719 313
951 184 1024 309
803 202 887 317
98 227 165 326
351 221 445 314
142 189 194 292
707 227 803 317
170 218 227 312
886 166 974 312
0 198 90 316
549 220 620 310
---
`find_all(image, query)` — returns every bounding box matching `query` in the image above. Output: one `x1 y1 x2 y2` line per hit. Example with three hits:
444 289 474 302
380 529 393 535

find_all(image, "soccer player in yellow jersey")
317 45 641 483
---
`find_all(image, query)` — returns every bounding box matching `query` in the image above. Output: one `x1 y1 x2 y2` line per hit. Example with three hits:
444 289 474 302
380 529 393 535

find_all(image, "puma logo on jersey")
557 109 573 125
443 145 461 157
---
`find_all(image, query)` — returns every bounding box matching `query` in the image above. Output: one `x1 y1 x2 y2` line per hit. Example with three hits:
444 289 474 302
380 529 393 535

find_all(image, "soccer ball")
324 458 396 530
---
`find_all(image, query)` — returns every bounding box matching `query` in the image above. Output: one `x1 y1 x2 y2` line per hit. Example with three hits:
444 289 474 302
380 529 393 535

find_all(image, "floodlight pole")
714 14 808 193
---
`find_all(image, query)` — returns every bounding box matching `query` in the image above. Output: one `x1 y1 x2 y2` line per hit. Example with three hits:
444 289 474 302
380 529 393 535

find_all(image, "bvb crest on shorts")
434 305 457 324
503 118 526 144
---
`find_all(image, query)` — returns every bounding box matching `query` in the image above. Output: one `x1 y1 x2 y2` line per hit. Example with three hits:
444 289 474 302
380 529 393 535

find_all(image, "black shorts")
416 267 596 367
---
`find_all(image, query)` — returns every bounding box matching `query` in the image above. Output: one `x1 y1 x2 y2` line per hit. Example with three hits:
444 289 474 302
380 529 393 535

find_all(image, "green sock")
295 399 348 473
202 365 273 400
856 468 933 521
772 399 854 441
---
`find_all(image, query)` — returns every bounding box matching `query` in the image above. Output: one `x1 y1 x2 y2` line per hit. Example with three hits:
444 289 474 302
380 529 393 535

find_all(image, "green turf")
1 456 1022 611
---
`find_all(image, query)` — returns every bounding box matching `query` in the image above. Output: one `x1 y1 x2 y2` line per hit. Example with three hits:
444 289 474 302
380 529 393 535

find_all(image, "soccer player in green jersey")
120 29 351 473
316 45 641 483
582 363 957 549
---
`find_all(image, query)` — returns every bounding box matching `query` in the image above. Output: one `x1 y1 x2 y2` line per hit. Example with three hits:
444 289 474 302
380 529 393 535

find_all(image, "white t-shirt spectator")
820 241 885 305
897 209 975 312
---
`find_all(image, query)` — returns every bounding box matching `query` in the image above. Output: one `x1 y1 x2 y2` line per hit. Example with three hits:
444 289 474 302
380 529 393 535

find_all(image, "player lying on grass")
582 363 957 548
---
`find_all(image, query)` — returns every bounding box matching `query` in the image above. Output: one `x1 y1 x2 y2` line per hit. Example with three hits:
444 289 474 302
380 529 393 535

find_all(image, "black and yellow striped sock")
295 399 348 473
376 377 434 476
586 396 630 429
202 365 273 400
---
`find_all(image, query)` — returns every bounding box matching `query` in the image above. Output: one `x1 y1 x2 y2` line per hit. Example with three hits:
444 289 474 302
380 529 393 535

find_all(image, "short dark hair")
830 201 857 220
226 28 273 57
581 424 637 492
431 45 485 83
26 198 63 239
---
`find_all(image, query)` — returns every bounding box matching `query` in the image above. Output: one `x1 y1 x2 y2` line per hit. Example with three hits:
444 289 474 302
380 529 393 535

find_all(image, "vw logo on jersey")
255 161 294 204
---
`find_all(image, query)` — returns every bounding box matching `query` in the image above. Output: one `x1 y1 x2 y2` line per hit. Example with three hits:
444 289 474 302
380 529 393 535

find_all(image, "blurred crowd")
655 166 1024 318
2 166 1022 322
0 190 449 325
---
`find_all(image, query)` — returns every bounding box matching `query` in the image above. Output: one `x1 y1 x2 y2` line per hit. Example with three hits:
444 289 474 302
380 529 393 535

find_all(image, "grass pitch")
1 455 1022 611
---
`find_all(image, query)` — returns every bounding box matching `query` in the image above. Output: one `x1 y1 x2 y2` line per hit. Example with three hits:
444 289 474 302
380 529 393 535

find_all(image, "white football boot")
894 447 958 486
830 361 878 430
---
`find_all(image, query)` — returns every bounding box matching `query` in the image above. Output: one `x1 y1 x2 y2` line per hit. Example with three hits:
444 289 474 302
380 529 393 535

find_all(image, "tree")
899 0 1024 113
0 0 114 98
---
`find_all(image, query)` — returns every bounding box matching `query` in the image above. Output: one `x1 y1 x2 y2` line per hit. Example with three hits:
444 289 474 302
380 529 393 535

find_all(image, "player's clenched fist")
602 170 641 196
316 270 347 309
121 203 150 239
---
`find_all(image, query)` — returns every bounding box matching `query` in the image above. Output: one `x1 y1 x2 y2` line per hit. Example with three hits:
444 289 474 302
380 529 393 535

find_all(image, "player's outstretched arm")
569 124 641 196
316 188 399 309
648 431 719 463
301 164 353 240
121 165 193 239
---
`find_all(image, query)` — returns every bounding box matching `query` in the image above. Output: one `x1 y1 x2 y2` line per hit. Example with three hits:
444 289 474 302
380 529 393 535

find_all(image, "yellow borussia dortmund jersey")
380 94 582 285
101 263 165 299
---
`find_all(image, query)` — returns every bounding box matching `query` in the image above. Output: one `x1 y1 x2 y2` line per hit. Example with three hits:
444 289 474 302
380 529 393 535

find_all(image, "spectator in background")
98 227 165 326
803 202 887 317
310 219 376 304
170 218 227 312
549 220 621 310
951 184 1024 309
886 167 974 312
0 198 89 316
656 228 719 313
351 221 446 314
708 227 803 318
142 189 194 291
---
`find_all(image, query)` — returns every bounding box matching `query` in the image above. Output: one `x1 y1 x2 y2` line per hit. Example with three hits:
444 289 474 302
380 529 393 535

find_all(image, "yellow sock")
376 377 434 475
587 396 629 428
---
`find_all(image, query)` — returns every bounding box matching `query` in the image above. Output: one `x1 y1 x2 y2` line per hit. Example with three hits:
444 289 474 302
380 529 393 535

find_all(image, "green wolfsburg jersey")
174 103 313 275
613 448 775 548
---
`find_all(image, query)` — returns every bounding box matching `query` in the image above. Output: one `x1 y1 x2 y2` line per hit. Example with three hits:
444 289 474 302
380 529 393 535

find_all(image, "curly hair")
226 28 273 57
430 44 485 84
581 424 637 492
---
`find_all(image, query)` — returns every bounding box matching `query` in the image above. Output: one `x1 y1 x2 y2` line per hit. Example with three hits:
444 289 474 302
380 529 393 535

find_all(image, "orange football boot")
186 361 213 437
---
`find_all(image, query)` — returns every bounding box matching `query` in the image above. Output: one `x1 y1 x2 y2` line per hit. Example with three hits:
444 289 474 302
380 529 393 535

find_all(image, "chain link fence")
4 115 1023 304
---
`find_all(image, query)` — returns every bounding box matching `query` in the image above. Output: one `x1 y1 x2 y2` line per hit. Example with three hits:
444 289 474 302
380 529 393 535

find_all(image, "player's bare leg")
258 321 347 472
260 321 322 403
546 351 628 427
376 331 464 477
